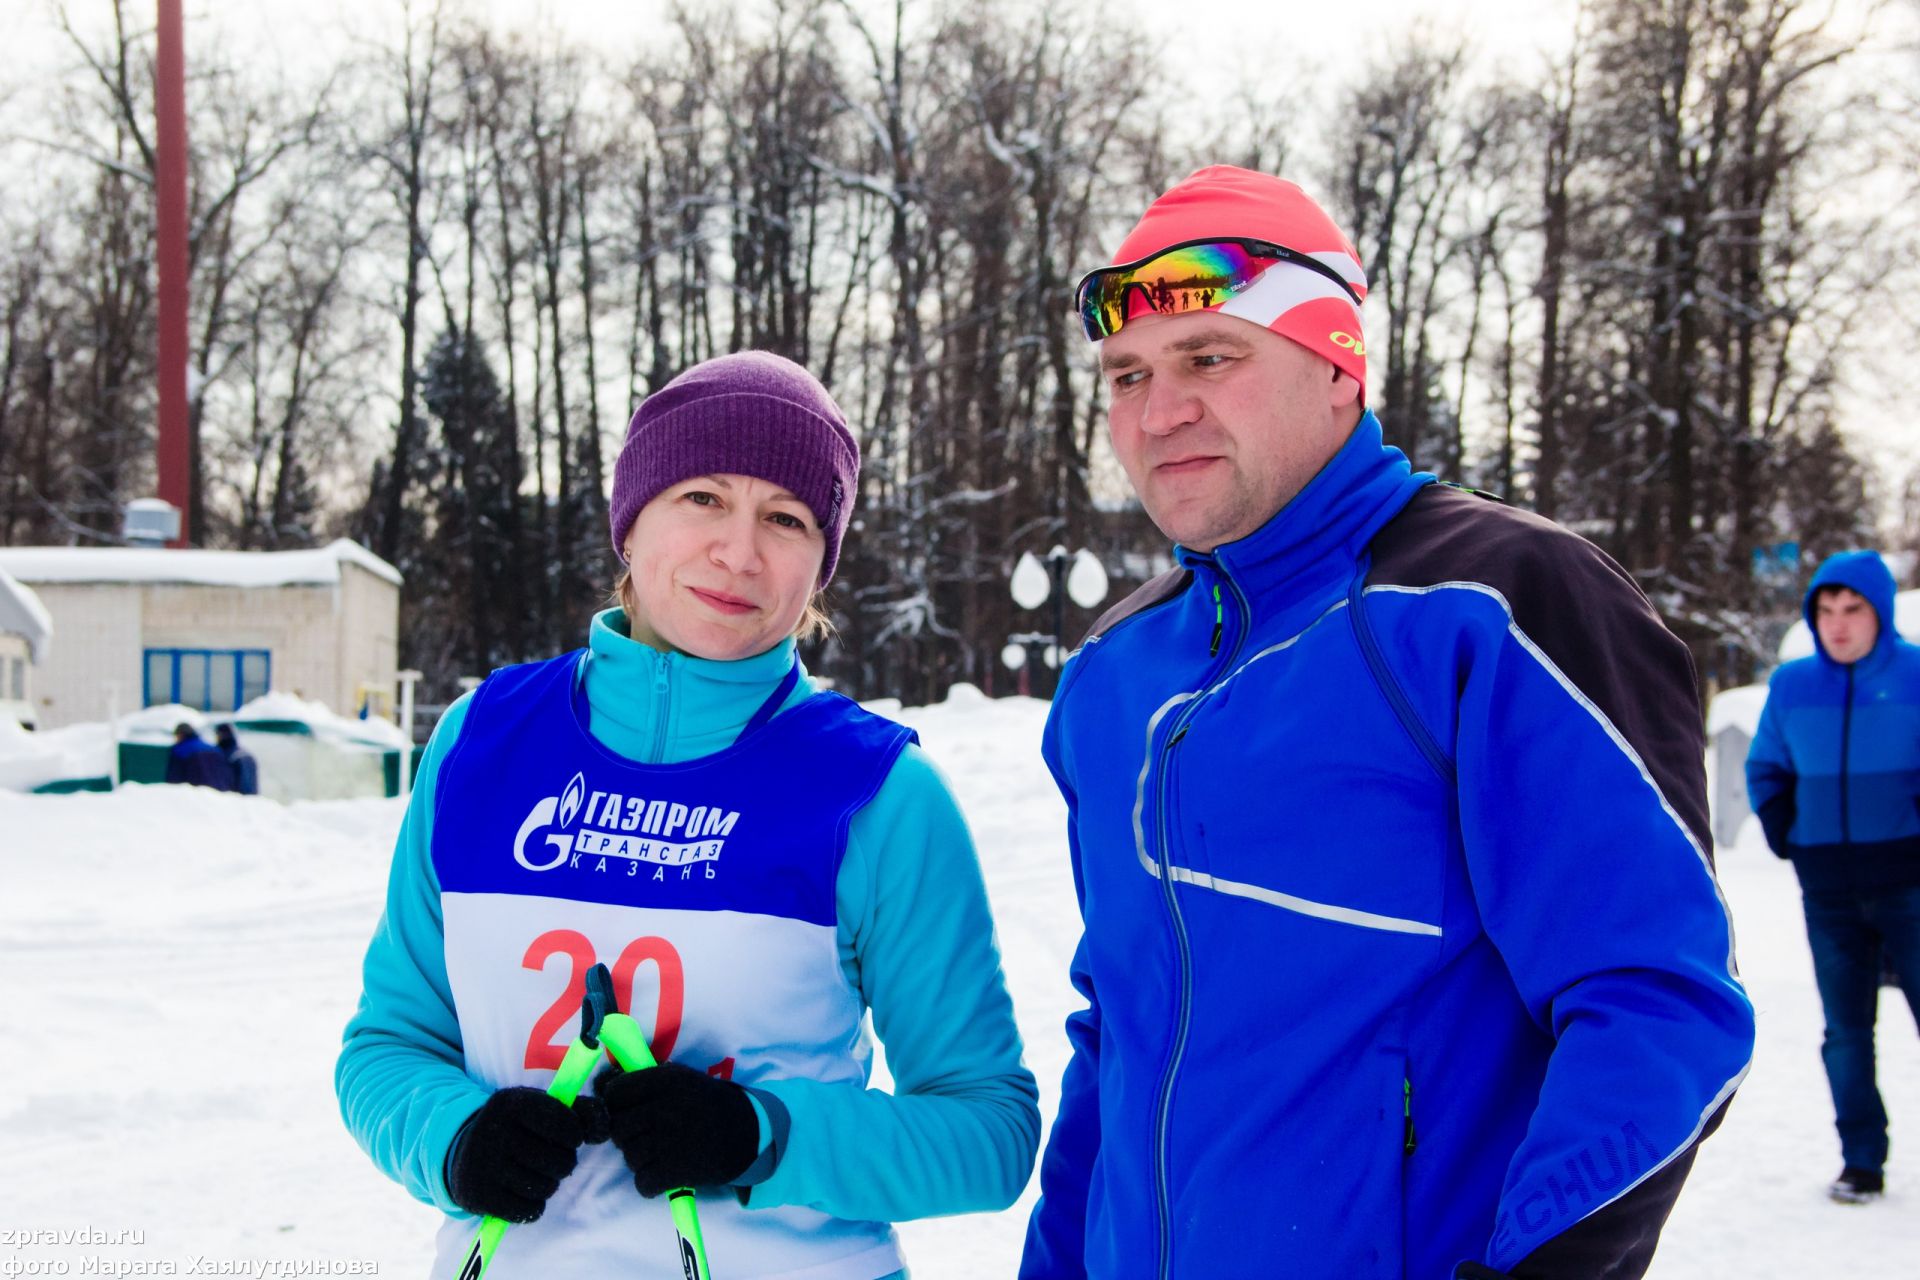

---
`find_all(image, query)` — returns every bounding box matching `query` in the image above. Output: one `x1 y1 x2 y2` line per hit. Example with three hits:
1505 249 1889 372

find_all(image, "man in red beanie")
1022 166 1755 1280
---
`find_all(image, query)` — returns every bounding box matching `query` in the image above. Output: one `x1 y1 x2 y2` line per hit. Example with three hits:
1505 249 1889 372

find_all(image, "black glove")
598 1062 761 1197
1455 1265 1516 1280
444 1086 591 1223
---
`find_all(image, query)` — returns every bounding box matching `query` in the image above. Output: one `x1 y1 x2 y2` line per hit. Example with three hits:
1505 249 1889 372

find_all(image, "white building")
0 567 53 728
0 539 401 729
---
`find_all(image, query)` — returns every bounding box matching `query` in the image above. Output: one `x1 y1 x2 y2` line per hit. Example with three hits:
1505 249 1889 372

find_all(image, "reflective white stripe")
1575 1056 1752 1237
1218 260 1363 330
1365 581 1755 1243
1131 600 1350 877
1157 861 1442 936
1126 597 1438 937
1203 598 1350 698
1363 581 1743 982
1132 690 1197 878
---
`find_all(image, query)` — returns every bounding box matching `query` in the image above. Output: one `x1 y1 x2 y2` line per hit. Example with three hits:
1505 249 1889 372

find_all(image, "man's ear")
1327 366 1362 411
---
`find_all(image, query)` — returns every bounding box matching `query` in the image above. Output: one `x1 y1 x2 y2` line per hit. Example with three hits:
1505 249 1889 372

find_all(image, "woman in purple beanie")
339 351 1039 1279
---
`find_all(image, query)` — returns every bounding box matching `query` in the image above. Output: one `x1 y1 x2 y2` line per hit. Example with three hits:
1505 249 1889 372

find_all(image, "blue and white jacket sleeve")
1440 552 1755 1276
743 744 1041 1222
1745 677 1798 858
335 693 488 1214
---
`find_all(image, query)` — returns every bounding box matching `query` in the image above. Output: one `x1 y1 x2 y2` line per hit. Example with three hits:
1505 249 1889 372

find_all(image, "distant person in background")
1747 548 1920 1205
215 723 259 796
166 723 233 791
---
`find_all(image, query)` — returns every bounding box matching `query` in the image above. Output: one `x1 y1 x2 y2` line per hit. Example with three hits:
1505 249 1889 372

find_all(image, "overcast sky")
10 0 1918 488
14 0 1590 85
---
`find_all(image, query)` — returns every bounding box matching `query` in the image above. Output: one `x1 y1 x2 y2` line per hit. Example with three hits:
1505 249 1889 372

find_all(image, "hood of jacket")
1804 549 1899 665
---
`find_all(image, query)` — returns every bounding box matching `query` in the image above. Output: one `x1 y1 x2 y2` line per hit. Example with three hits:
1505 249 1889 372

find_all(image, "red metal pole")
154 0 191 546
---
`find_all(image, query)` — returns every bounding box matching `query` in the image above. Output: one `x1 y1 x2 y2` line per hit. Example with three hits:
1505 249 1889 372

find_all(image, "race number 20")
521 929 685 1069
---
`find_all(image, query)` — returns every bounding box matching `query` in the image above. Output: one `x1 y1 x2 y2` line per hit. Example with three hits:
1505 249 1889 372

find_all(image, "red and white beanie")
1109 166 1370 394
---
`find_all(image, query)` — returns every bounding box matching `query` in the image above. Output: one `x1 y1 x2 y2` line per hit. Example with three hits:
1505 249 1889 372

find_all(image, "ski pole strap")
599 1012 715 1280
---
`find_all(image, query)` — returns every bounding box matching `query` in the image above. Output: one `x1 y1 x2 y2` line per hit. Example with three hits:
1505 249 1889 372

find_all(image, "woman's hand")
444 1086 594 1222
597 1063 760 1196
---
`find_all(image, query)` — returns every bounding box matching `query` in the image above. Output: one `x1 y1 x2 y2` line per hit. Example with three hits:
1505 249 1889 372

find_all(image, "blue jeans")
1803 885 1920 1172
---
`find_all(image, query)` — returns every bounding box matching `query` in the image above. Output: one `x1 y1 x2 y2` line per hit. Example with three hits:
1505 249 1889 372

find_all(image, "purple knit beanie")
609 351 860 586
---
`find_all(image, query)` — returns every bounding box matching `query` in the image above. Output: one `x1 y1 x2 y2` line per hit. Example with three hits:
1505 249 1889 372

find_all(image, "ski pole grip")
455 1035 609 1280
597 1012 660 1071
549 1036 603 1105
595 1013 712 1280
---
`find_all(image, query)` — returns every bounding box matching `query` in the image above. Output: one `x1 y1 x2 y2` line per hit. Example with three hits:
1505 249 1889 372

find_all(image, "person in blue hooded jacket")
165 722 234 790
1747 549 1920 1205
1020 167 1755 1280
336 351 1038 1279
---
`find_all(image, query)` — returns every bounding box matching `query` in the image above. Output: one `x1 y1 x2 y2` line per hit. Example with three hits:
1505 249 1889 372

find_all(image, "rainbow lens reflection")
1076 241 1272 341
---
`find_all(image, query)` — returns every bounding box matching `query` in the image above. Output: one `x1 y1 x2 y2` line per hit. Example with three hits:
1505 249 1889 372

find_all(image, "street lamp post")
1007 545 1109 696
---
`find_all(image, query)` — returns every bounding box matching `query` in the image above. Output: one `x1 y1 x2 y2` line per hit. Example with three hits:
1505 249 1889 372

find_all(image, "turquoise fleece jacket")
336 609 1039 1235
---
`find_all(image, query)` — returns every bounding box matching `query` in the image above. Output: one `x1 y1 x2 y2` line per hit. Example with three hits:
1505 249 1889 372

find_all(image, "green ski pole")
453 974 615 1280
597 1002 715 1280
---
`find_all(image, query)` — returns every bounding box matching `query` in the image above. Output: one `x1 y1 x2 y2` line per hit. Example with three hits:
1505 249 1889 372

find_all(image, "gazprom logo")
558 771 586 828
512 772 742 880
513 770 585 872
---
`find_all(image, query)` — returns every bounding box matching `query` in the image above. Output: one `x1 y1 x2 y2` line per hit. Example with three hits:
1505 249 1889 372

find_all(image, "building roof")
0 538 402 590
0 567 52 661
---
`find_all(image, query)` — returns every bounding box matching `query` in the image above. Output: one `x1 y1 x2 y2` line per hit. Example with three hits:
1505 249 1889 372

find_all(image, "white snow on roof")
232 690 409 750
118 703 216 742
0 537 401 589
1777 587 1920 661
0 567 52 660
0 716 113 791
2 694 410 793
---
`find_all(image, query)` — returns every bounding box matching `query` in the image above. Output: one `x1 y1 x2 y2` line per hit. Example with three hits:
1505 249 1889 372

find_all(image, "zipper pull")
1208 583 1224 657
1403 1077 1417 1155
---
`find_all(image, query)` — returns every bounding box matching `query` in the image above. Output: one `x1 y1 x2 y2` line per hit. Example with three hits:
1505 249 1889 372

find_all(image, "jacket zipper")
1150 562 1249 1280
651 661 672 763
1840 665 1853 845
1404 1077 1418 1155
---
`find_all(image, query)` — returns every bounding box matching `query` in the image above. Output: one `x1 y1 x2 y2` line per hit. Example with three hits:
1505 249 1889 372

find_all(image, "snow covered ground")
1 689 1914 1277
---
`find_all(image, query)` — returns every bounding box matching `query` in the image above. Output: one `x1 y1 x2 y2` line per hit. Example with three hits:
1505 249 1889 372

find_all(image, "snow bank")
0 537 401 589
1 692 1915 1276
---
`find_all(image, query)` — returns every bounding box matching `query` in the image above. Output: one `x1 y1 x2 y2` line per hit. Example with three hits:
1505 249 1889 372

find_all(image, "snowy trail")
2 692 1915 1277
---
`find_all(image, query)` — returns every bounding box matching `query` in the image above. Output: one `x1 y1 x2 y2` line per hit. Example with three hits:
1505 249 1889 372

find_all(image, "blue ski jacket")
337 611 1037 1275
166 734 233 790
1020 414 1754 1280
1746 550 1920 894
